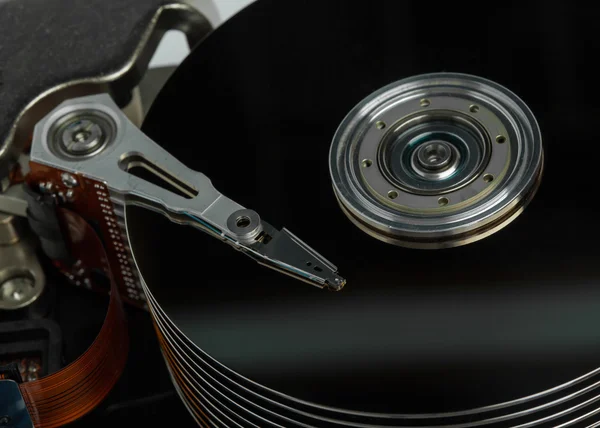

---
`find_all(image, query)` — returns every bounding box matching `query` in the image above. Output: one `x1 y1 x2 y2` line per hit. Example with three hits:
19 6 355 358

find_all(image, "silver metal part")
0 184 28 218
330 73 544 248
0 213 23 245
416 141 452 169
50 110 116 160
1 276 37 308
60 119 105 155
411 140 461 180
226 209 263 244
30 94 345 290
0 215 45 310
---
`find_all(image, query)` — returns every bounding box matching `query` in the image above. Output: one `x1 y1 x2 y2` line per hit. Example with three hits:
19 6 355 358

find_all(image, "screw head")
59 119 104 155
1 276 34 303
0 415 11 426
49 110 116 160
61 172 78 188
0 273 40 310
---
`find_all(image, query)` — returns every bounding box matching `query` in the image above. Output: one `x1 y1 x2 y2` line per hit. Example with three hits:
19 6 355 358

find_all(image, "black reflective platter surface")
128 1 600 424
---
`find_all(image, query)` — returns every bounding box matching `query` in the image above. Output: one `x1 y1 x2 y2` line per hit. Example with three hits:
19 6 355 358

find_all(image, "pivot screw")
50 110 116 159
416 141 453 171
58 118 105 156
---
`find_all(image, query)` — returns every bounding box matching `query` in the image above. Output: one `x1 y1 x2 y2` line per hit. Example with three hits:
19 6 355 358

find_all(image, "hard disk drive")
2 1 600 427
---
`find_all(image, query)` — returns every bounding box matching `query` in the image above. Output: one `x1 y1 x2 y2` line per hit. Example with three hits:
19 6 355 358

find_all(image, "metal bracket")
30 94 345 290
0 0 215 180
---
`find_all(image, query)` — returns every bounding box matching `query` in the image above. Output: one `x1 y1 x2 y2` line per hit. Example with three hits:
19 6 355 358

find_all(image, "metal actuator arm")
29 94 345 291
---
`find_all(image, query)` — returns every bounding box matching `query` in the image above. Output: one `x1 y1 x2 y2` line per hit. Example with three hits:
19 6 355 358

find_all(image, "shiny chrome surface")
0 214 45 310
0 212 23 246
58 118 107 157
412 140 460 179
330 73 544 248
127 1 600 426
30 94 345 290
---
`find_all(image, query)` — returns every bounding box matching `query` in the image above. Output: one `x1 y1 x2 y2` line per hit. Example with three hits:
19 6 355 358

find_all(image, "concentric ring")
329 72 544 248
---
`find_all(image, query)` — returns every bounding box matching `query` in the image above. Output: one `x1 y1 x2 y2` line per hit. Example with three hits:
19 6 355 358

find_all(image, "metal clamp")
30 94 345 290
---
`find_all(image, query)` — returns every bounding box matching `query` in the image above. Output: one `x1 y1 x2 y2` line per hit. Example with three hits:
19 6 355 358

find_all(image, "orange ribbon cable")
18 210 129 428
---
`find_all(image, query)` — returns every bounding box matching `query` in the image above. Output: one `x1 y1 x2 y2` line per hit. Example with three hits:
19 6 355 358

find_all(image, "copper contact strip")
18 211 128 428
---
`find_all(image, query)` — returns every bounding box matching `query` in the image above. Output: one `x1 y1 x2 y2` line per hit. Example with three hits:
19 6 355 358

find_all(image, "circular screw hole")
306 262 312 267
236 216 251 228
496 135 506 144
388 190 398 200
376 121 386 130
420 98 431 107
469 104 480 113
438 197 449 206
362 159 373 168
73 130 91 143
483 174 494 183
